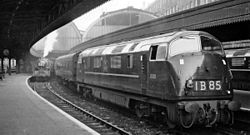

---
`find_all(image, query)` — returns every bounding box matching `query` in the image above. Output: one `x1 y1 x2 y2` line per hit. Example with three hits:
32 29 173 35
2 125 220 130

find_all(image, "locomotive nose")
169 52 232 97
191 54 230 93
193 53 226 78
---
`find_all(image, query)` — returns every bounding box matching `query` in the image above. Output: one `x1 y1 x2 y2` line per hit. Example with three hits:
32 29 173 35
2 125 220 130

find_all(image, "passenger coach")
54 52 80 84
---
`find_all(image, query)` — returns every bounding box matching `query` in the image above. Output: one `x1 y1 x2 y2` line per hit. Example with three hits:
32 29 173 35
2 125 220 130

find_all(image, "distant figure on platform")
7 66 11 75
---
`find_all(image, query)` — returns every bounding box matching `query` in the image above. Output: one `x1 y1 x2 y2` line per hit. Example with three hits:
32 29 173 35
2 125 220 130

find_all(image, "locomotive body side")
81 52 142 94
76 32 177 100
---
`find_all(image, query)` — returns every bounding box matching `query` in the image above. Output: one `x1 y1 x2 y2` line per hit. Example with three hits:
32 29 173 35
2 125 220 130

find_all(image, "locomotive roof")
79 30 210 57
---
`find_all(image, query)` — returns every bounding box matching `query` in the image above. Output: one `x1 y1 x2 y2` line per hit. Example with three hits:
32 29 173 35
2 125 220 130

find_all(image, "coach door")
76 56 84 82
140 54 148 95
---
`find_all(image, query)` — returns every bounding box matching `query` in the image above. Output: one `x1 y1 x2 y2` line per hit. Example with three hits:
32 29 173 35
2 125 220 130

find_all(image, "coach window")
82 59 87 69
111 56 121 68
231 58 245 67
85 58 90 69
127 54 133 68
93 57 102 68
81 58 84 64
78 57 82 64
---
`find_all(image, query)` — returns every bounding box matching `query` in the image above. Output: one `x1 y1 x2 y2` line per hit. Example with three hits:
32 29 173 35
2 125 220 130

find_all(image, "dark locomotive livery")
55 31 240 128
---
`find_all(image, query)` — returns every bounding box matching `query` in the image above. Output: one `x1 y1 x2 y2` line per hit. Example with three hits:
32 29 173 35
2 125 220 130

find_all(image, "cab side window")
150 44 167 60
150 46 158 60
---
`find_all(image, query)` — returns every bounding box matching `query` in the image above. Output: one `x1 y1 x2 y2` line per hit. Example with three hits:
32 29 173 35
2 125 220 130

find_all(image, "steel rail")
44 83 132 135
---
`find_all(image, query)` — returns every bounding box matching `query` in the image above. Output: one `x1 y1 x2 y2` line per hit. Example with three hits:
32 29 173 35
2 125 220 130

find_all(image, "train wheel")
220 109 233 125
179 110 197 128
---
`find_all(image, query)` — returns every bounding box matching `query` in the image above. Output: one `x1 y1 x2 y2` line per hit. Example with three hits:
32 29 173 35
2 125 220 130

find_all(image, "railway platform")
0 74 99 135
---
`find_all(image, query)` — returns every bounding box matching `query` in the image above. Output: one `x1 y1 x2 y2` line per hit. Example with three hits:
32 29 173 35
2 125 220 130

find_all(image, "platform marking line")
25 77 100 135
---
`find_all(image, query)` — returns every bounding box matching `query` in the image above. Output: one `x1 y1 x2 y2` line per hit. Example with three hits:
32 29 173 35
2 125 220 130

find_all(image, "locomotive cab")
168 33 232 98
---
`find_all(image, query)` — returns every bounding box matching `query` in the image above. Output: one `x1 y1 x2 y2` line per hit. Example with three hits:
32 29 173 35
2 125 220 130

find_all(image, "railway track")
29 81 250 135
213 126 247 135
31 82 132 135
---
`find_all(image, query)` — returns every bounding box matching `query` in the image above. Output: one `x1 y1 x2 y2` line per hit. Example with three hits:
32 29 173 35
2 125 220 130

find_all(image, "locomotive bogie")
177 100 240 127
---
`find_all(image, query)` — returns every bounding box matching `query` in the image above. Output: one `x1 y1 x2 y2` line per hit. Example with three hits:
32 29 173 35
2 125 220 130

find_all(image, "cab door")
148 44 169 98
140 54 148 95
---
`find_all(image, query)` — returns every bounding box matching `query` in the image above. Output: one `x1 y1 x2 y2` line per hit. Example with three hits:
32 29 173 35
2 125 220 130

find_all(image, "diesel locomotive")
55 30 240 128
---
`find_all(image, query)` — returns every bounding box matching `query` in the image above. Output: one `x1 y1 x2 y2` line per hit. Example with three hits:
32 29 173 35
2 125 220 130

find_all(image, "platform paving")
0 74 99 135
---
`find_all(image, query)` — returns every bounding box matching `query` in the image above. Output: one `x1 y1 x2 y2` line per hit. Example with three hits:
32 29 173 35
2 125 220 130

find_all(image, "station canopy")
30 22 81 58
